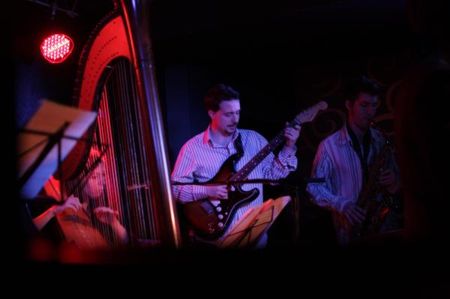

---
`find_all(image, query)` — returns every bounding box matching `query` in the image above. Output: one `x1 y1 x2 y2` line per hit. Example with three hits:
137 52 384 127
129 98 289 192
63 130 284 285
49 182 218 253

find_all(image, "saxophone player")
307 76 401 246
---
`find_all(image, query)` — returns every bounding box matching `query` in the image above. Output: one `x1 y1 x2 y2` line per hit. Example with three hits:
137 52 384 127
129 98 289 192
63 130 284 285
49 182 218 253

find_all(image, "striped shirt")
306 125 392 245
171 126 298 246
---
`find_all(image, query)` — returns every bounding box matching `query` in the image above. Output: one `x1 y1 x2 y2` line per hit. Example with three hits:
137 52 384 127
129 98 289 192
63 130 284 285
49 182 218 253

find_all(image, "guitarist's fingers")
293 124 301 132
285 122 301 131
216 185 227 196
207 185 228 199
217 187 228 199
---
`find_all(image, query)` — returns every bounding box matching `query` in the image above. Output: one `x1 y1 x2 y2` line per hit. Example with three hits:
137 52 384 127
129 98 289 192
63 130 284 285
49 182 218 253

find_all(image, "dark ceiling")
15 0 408 47
11 0 413 111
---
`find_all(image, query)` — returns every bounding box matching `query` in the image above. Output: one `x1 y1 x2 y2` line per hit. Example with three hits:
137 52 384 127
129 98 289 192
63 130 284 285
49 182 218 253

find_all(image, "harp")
55 0 181 250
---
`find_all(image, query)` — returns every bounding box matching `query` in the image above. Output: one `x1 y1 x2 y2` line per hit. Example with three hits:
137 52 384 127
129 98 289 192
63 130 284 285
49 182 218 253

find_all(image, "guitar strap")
233 133 244 169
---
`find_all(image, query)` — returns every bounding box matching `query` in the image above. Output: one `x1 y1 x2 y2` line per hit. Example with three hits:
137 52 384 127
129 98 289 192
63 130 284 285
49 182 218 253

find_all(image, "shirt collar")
202 125 239 147
337 123 375 146
337 125 352 145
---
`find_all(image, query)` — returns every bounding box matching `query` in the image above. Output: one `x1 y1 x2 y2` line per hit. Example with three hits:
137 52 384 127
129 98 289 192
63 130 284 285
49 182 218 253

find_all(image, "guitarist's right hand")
206 185 228 200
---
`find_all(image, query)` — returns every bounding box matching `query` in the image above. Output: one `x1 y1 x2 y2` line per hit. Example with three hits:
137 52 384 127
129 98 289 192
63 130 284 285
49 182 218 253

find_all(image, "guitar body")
182 154 260 240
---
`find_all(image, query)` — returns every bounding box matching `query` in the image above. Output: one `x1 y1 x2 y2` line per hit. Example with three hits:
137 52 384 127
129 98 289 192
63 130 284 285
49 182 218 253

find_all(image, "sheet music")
218 196 291 248
18 100 97 199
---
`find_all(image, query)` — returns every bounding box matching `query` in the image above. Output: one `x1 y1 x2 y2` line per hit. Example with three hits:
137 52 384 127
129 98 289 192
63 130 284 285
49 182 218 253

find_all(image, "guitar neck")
230 131 285 182
228 100 327 183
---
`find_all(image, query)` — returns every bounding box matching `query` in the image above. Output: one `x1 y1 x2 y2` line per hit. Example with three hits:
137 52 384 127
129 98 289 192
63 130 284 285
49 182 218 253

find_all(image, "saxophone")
351 130 395 239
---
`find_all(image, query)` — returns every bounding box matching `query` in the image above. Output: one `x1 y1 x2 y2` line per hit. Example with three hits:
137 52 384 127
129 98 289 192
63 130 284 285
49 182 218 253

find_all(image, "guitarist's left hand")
283 123 301 149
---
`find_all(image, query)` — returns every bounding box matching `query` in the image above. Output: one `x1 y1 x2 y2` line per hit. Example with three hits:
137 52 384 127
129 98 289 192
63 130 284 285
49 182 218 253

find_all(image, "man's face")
347 92 379 130
209 99 240 136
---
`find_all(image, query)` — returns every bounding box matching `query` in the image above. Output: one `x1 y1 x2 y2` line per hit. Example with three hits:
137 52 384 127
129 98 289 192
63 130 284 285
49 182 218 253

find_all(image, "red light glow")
40 33 74 64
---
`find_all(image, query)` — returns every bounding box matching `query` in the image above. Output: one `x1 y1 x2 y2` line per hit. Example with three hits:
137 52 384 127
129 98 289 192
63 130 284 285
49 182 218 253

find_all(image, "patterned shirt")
306 125 394 245
171 126 298 246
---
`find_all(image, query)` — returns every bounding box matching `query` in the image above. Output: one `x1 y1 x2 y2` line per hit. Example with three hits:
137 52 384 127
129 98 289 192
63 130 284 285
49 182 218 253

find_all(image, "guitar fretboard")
230 133 284 182
228 100 327 183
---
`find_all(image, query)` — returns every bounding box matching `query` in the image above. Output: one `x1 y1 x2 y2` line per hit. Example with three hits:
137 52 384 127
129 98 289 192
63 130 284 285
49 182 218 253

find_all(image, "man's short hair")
342 76 381 103
204 83 240 112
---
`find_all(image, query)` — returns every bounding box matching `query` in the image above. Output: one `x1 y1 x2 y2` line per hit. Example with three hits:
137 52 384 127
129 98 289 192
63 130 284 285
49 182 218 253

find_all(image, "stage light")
40 33 74 64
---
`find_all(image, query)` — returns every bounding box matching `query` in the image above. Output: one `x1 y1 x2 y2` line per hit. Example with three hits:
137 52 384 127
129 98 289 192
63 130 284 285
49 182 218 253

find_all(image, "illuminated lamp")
40 33 74 64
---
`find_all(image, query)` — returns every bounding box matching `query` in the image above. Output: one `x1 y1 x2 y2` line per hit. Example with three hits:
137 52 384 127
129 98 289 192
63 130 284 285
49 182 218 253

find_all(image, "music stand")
218 195 291 248
173 177 325 246
17 100 97 200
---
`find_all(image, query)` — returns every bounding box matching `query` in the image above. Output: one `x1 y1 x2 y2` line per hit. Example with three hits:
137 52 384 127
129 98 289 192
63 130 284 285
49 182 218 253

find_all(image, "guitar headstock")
293 101 328 125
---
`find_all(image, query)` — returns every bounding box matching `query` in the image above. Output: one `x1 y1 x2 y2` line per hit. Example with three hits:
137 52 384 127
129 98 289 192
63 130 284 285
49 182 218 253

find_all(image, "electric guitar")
182 101 328 240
